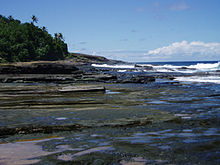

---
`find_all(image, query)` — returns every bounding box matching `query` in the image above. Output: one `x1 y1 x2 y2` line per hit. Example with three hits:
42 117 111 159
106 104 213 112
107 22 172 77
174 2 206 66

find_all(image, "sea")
92 60 220 85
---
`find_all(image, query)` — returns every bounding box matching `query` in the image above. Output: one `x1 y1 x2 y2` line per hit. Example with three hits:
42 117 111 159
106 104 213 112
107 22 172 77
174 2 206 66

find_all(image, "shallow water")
0 82 220 164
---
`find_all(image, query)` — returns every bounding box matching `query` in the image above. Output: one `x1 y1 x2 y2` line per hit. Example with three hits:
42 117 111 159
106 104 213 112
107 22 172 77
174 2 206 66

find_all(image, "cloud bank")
72 41 220 62
146 41 220 61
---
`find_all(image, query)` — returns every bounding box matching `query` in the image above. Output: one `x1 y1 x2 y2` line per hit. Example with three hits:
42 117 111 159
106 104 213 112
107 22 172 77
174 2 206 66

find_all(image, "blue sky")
1 0 220 62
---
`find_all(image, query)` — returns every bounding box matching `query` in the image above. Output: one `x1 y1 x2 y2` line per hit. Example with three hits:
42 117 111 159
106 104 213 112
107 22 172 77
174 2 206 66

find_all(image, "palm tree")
31 15 38 24
42 26 47 32
54 33 64 42
58 33 64 41
54 33 58 42
8 15 13 22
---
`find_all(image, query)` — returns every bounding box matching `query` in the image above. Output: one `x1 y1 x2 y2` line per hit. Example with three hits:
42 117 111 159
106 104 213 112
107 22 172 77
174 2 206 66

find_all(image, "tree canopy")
0 15 68 63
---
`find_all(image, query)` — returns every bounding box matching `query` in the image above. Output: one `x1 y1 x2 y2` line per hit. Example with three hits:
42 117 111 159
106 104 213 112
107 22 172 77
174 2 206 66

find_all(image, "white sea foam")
175 76 220 84
148 62 220 73
151 65 196 73
118 70 127 72
91 64 135 69
156 69 196 73
92 62 220 74
188 62 220 71
155 69 175 73
56 117 67 120
136 64 154 67
130 64 191 73
154 65 185 69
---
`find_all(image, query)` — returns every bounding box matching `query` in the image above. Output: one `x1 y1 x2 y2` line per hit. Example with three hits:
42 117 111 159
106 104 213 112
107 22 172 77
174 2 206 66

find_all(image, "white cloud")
146 41 220 61
70 41 220 62
169 2 190 11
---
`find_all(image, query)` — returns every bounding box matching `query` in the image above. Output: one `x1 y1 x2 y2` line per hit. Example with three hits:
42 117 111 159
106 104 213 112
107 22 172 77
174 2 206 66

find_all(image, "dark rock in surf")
135 64 153 70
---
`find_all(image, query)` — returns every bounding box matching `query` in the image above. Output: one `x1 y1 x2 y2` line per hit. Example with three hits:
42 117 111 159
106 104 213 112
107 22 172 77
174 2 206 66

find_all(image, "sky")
1 0 220 62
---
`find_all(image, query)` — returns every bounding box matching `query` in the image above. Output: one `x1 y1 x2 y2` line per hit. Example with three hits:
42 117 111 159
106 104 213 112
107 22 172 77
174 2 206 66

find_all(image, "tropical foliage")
0 15 68 62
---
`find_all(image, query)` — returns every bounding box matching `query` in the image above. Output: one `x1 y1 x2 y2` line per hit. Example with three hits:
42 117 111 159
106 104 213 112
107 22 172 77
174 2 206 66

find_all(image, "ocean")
92 60 220 84
139 60 219 66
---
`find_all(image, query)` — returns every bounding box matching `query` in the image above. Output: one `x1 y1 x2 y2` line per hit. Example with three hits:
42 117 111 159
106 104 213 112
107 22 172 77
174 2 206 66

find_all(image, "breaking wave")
91 64 135 69
188 62 220 71
139 62 220 73
91 61 220 84
175 76 220 84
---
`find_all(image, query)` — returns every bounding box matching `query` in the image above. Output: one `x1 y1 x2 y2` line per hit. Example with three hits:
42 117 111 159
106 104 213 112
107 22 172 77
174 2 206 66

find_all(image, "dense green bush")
0 15 68 62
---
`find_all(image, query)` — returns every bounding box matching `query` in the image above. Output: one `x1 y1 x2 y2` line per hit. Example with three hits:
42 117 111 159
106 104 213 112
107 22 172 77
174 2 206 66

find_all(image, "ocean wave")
91 64 135 69
148 62 220 73
188 62 220 70
92 62 220 74
154 64 185 69
149 65 196 73
175 76 220 84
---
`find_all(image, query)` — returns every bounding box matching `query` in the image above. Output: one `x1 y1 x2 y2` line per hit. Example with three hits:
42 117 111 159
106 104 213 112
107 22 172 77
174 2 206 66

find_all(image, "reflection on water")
0 137 64 165
0 82 220 164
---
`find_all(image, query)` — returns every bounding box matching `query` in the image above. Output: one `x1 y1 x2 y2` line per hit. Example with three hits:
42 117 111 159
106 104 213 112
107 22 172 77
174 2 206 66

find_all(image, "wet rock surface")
0 61 220 164
0 61 174 84
0 62 80 74
0 82 220 164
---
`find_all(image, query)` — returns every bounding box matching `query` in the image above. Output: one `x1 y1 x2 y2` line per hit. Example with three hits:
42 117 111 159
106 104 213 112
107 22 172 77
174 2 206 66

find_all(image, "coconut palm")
54 33 58 42
58 33 64 41
31 15 38 24
42 26 47 32
8 15 13 21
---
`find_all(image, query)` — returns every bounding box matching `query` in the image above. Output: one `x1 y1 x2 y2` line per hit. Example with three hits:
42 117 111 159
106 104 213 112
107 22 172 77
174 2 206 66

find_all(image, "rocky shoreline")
1 57 219 164
0 59 176 84
0 57 178 139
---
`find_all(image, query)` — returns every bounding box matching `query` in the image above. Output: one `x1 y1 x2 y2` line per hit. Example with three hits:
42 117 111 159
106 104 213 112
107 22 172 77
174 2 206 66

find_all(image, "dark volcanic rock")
135 64 153 70
118 74 155 83
0 117 154 136
0 60 156 84
0 62 80 74
68 53 127 65
0 74 83 83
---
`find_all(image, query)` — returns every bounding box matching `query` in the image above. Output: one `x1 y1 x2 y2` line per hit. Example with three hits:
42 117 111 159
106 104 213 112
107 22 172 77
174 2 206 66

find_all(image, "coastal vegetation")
0 15 68 63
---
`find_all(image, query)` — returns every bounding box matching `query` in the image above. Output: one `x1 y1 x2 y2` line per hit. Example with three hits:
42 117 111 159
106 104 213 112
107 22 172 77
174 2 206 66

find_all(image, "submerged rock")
58 85 105 93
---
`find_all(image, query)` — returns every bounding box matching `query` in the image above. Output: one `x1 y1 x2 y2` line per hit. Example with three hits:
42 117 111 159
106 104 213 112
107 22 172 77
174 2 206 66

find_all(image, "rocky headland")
0 53 175 84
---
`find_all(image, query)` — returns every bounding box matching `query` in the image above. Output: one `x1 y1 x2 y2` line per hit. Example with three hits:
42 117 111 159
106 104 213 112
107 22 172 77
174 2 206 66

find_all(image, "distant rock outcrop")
68 53 127 65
